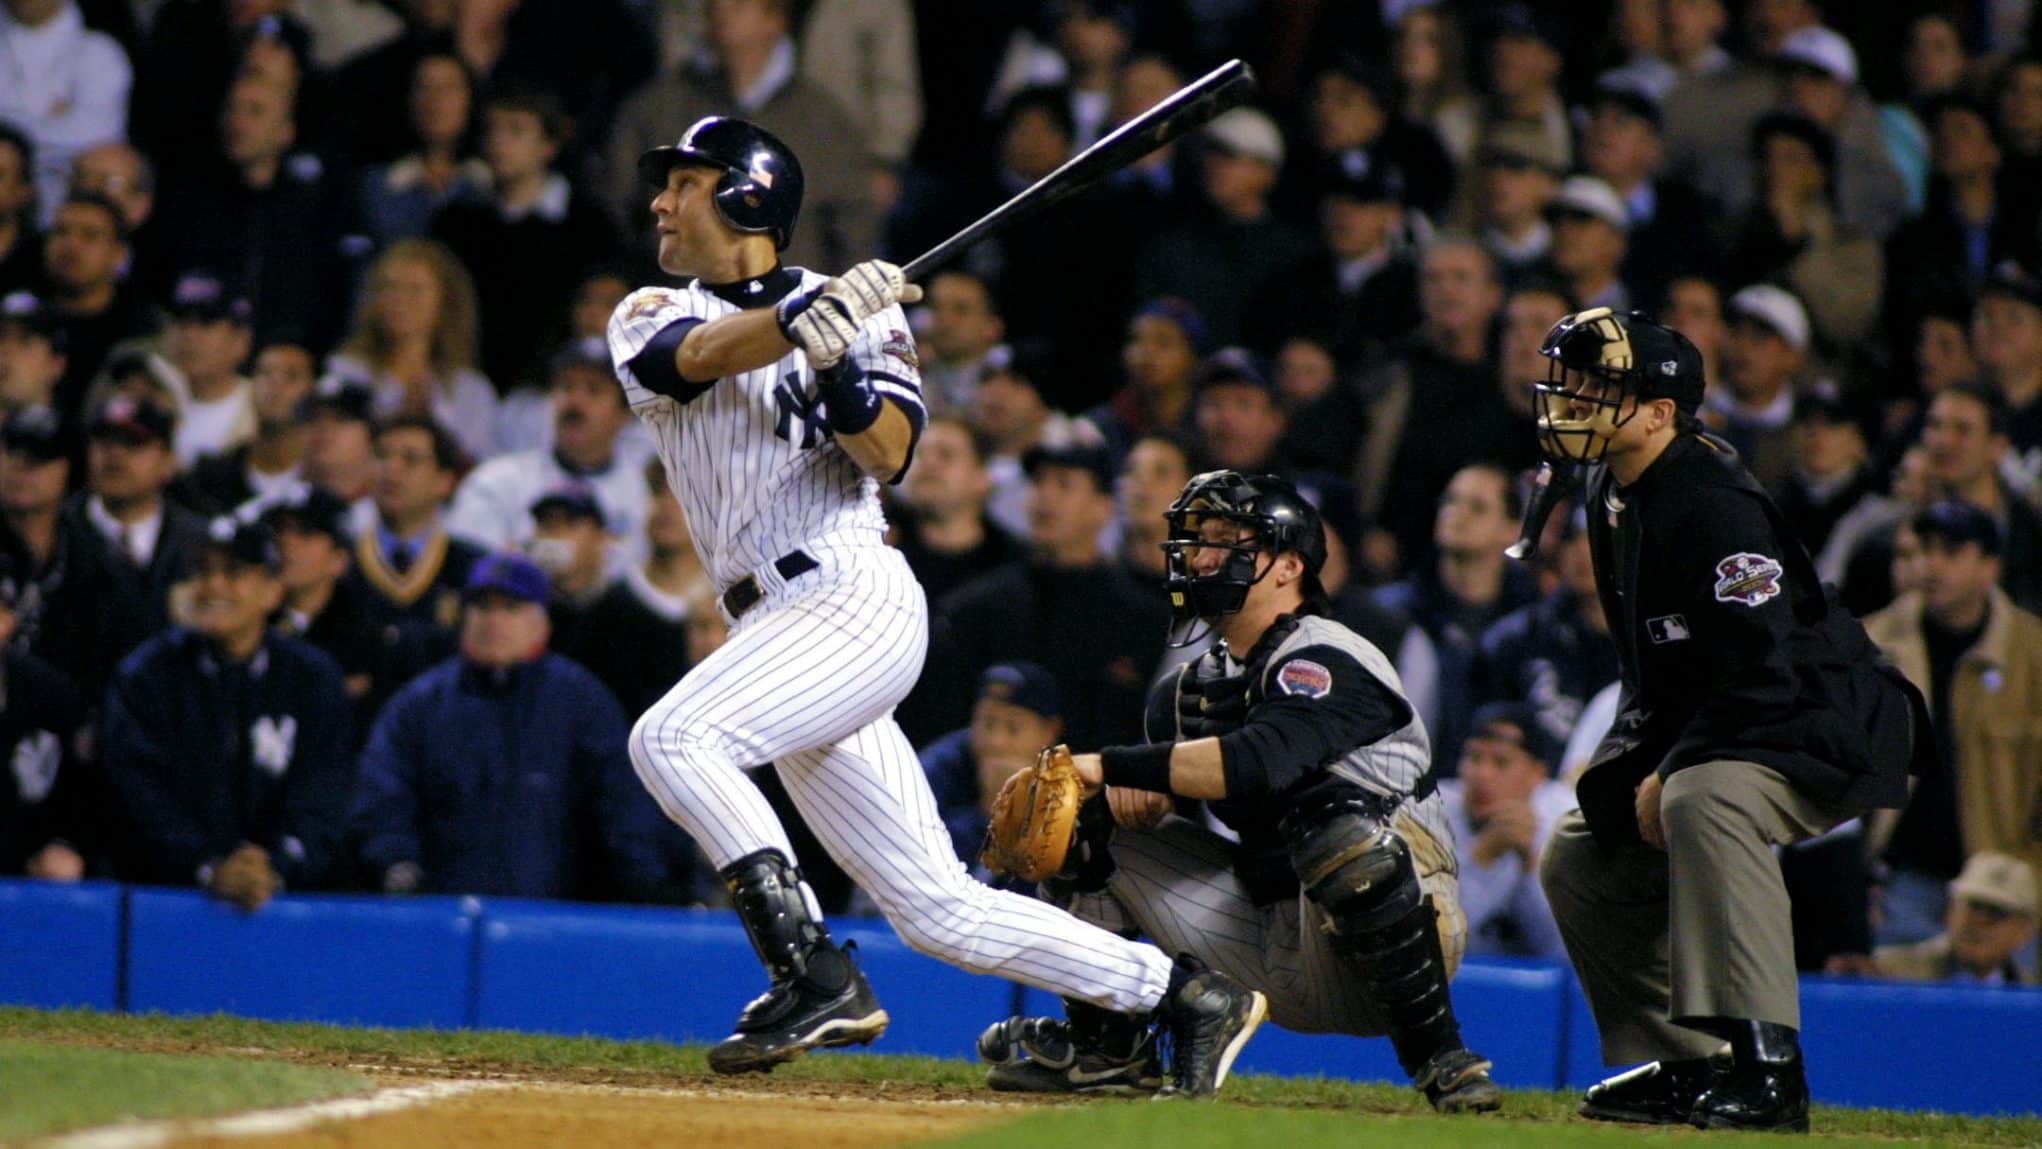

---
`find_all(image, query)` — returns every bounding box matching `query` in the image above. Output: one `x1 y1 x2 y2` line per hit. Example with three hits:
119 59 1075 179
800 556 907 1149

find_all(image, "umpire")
1527 309 1933 1133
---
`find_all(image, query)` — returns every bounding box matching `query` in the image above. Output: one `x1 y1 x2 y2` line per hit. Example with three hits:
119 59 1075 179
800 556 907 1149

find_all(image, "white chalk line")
39 1080 508 1149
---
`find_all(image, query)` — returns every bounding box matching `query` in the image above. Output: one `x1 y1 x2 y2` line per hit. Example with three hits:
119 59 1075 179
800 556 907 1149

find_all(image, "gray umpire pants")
1540 760 1857 1066
1058 808 1467 1036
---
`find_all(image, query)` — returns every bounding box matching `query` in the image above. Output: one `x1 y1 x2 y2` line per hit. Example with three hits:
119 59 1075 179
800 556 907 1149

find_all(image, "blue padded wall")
0 879 123 1010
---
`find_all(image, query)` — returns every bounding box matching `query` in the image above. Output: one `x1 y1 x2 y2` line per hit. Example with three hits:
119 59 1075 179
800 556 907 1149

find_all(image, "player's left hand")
1106 786 1170 831
827 260 923 321
777 290 860 368
1635 772 1666 851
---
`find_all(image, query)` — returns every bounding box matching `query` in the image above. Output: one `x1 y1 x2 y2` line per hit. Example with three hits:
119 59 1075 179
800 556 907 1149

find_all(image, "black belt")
721 550 820 620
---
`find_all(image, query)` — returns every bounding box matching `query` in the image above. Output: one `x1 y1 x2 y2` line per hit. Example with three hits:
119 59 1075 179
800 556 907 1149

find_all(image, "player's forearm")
676 310 795 381
1084 738 1228 800
836 402 914 480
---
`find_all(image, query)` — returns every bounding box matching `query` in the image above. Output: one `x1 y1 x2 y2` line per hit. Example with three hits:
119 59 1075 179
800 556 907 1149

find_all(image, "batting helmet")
638 116 805 251
1161 471 1327 632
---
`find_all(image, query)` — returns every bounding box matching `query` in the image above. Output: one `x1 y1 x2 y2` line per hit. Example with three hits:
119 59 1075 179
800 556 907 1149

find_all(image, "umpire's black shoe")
1688 1018 1811 1133
978 1016 1165 1095
1417 1048 1504 1113
707 943 889 1075
1580 1058 1723 1125
1153 961 1268 1100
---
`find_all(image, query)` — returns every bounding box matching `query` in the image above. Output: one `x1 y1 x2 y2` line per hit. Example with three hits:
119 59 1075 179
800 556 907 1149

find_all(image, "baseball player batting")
607 116 1265 1095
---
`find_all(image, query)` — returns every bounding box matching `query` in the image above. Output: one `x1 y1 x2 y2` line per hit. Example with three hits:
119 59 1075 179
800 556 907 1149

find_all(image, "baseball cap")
166 271 253 325
1728 284 1812 352
1490 2 1565 50
87 395 174 447
200 514 282 573
299 383 377 425
1132 297 1209 355
260 485 352 544
1323 159 1408 205
977 661 1063 720
1752 111 1837 173
1546 175 1630 232
1912 500 2003 556
548 335 612 379
1022 441 1115 494
464 551 550 605
1192 347 1275 396
0 406 69 462
1465 700 1556 768
1617 313 1709 413
1591 74 1663 131
1980 258 2042 311
1776 26 1858 85
1204 108 1284 167
0 291 64 350
1948 851 2038 918
530 483 607 527
1792 382 1871 437
979 338 1055 394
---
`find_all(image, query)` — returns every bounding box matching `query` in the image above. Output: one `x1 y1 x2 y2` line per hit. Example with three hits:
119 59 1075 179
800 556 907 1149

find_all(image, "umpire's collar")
696 265 801 309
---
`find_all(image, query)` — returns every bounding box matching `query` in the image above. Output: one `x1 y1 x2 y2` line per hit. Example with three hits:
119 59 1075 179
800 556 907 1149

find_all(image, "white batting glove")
784 293 860 368
826 260 924 321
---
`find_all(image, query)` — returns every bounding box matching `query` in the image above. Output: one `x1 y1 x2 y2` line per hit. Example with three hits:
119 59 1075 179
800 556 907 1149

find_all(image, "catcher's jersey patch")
1713 552 1784 607
1276 659 1333 698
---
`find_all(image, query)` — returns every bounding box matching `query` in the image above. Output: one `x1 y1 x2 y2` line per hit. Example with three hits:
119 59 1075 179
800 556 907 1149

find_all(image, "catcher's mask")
1532 307 1704 464
1161 471 1326 647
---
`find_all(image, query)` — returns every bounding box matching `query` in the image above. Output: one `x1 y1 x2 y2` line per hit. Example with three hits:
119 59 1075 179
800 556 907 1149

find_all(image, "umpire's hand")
1635 773 1666 851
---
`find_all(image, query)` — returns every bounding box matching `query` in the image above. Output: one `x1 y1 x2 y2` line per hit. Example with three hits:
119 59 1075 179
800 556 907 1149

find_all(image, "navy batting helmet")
1161 471 1327 636
638 116 805 251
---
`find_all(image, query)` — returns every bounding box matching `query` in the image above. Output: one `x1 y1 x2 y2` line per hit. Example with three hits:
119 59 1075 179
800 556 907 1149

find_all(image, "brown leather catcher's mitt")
981 744 1088 882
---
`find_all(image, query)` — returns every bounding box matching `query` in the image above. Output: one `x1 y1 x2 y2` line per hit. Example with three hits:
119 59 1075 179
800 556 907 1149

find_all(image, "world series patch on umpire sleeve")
1276 659 1333 698
1713 552 1784 606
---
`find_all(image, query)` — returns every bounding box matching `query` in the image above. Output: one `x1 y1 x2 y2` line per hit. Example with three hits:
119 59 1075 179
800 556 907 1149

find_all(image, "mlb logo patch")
1646 614 1690 644
1276 659 1333 699
1713 552 1784 607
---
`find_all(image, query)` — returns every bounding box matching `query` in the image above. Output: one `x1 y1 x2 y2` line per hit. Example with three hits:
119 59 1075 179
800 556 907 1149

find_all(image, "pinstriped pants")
1061 809 1468 1036
627 544 1174 1015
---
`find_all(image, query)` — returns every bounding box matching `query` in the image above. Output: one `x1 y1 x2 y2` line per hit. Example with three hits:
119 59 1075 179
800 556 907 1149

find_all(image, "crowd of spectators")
0 0 2038 986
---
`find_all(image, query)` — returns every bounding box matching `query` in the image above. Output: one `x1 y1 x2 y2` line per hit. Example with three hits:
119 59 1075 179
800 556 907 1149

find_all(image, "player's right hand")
827 260 923 321
777 289 860 367
1106 786 1171 831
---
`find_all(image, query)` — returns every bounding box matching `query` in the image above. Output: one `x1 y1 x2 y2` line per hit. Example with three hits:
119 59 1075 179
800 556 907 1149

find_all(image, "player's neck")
1219 596 1294 655
695 244 780 287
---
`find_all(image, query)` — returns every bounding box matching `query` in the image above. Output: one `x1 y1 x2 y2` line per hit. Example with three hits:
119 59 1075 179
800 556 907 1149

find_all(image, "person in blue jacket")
100 515 356 908
920 661 1066 886
352 551 672 902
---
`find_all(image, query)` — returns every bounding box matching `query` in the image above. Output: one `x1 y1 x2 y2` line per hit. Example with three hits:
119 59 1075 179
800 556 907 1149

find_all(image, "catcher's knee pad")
721 849 847 989
1289 806 1422 931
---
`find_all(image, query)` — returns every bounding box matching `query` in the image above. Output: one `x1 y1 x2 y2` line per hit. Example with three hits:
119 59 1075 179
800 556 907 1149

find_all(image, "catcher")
979 471 1502 1112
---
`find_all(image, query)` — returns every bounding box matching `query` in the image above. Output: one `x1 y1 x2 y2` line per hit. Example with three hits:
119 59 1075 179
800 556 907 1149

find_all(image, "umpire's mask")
1531 308 1705 464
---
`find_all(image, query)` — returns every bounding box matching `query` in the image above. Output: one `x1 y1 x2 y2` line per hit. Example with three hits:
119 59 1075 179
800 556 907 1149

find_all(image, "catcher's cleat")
1153 962 1268 1100
978 1015 1165 1095
707 943 889 1075
1416 1048 1504 1113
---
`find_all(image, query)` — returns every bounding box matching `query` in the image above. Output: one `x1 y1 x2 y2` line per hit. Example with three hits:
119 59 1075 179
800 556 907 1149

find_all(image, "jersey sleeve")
1217 643 1415 801
608 286 714 408
845 303 925 421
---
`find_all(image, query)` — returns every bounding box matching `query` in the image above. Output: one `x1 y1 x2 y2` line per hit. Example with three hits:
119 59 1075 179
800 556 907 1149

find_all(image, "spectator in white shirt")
162 271 255 467
0 0 132 228
1439 701 1575 960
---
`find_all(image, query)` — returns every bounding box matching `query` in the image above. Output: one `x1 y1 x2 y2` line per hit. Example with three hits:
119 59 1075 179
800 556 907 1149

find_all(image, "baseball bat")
900 59 1259 281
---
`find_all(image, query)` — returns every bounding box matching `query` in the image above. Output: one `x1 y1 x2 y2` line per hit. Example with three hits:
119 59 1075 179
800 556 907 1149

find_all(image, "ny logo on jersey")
773 371 832 450
251 715 298 778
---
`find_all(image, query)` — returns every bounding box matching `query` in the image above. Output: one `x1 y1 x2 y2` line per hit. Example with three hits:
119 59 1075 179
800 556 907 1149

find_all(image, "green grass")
2 1008 2037 1147
0 1039 367 1140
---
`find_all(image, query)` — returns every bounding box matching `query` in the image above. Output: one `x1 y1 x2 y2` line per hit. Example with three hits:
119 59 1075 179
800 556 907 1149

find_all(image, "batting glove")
776 288 860 368
827 260 923 321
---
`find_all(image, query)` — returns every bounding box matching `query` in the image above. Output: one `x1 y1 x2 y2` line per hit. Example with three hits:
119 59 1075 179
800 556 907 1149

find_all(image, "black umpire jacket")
1576 433 1935 851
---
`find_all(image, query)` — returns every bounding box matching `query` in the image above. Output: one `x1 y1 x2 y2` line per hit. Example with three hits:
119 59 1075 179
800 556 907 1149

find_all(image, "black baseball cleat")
1153 963 1268 1100
707 945 889 1075
1580 1057 1724 1125
1417 1048 1504 1113
978 1014 1165 1094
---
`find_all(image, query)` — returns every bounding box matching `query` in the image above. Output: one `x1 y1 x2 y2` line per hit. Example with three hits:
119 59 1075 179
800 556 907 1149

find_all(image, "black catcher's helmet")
1531 307 1705 464
638 116 805 251
1161 471 1327 643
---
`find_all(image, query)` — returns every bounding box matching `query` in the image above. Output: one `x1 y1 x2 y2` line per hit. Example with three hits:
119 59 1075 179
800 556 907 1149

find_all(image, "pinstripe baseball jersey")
606 272 924 588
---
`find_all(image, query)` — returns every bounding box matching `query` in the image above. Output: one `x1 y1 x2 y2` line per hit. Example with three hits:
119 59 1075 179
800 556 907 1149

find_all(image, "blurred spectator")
131 0 307 192
1113 430 1190 593
297 383 376 523
682 574 727 666
1599 0 1678 98
0 407 123 696
1914 299 1983 406
431 85 620 393
100 516 356 904
356 50 490 247
1994 56 2042 227
1357 237 1525 575
1436 6 1570 175
43 194 160 421
974 342 1094 541
798 0 921 203
920 660 1063 886
1777 388 1879 560
892 414 1022 608
1585 77 1718 308
162 271 257 467
608 0 873 276
1190 348 1288 473
1873 852 2037 985
1083 298 1202 465
294 0 406 70
1294 56 1455 222
326 238 497 461
1374 463 1537 770
78 396 205 642
1394 4 1469 128
1270 335 1363 477
1973 259 2042 500
1728 113 1882 352
1884 97 2027 344
1496 280 1570 422
1827 446 1941 616
67 142 167 296
1920 383 2042 612
1103 53 1189 217
1661 273 1731 384
192 341 316 512
1864 502 2042 940
1469 135 1559 282
623 456 702 625
1249 166 1419 363
569 266 631 342
447 339 647 560
262 486 387 712
1706 283 1809 492
352 551 673 901
533 485 685 718
0 577 88 879
1541 176 1632 313
0 0 131 228
1045 0 1130 148
1474 511 1617 761
0 124 39 295
163 73 358 353
1767 26 1909 241
358 413 480 651
1660 0 1777 218
1438 701 1572 959
0 292 66 422
926 441 1163 749
1878 12 1975 215
916 269 1004 417
1134 108 1313 348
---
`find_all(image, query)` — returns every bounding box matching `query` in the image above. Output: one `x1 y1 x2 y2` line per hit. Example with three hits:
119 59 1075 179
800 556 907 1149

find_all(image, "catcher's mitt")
982 744 1090 882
